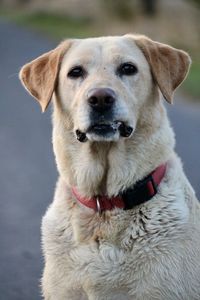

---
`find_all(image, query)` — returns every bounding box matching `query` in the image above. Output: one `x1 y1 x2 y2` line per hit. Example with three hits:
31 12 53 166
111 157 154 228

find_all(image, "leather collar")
72 163 167 213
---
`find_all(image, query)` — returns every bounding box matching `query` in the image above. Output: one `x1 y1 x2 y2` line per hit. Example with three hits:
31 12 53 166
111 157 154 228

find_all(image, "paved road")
0 20 199 300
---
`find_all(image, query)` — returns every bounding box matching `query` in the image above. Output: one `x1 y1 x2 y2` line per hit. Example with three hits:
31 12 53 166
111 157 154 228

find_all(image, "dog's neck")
53 99 175 198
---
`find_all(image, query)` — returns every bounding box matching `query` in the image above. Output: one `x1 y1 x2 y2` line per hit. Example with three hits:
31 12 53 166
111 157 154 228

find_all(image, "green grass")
0 10 96 38
183 62 200 99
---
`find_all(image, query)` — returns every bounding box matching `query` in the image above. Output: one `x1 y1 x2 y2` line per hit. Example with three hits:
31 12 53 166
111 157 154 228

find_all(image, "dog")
19 34 200 299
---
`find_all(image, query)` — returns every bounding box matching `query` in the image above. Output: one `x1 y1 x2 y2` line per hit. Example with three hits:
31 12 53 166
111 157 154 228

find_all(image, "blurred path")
0 20 199 300
0 20 57 300
168 96 200 195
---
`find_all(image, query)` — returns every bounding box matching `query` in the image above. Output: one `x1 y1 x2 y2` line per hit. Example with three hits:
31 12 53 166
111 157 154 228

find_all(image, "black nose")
87 88 116 112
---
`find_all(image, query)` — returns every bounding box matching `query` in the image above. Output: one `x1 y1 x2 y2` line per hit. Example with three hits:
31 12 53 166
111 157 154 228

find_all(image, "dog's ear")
19 41 71 112
134 36 191 103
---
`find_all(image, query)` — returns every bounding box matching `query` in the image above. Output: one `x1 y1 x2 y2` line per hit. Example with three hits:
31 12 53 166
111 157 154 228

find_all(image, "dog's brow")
111 55 137 65
67 57 94 69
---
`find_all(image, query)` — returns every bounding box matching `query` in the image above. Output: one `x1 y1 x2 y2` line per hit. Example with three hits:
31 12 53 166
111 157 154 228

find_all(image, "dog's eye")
117 63 138 76
67 66 86 79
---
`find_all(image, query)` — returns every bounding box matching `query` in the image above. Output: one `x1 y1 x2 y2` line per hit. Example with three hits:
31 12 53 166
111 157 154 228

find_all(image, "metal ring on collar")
96 196 102 214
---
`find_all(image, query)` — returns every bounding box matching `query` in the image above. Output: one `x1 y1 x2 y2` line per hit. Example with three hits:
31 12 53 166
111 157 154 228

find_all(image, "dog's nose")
87 88 116 112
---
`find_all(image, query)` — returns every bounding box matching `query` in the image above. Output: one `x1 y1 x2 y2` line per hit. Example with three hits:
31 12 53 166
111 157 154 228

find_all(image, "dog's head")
19 35 191 143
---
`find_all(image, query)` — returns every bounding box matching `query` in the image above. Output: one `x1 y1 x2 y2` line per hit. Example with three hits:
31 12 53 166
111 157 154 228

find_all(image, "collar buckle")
122 174 159 210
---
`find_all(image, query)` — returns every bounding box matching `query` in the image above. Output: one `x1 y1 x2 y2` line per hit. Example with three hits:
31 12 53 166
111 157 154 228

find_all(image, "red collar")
72 163 167 213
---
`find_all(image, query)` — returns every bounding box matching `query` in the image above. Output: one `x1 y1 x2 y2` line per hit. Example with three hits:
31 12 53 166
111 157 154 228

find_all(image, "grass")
1 9 200 99
0 10 96 38
183 62 200 99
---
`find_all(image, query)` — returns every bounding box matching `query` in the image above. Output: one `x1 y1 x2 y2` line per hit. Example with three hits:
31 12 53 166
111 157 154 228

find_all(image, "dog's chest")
50 225 183 300
56 232 152 295
42 176 191 300
43 204 185 294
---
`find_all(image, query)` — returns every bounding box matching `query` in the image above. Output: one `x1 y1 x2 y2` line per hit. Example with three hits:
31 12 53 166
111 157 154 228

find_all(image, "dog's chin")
86 128 121 142
87 123 120 142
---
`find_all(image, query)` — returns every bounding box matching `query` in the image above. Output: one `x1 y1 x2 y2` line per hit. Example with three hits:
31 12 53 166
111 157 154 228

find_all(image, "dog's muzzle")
75 88 133 142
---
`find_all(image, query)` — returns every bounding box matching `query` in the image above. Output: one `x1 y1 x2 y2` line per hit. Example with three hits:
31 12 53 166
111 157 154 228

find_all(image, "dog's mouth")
89 121 120 135
75 121 133 142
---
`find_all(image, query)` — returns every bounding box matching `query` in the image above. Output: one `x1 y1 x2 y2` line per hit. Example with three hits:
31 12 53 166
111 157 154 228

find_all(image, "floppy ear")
134 36 191 103
19 41 71 112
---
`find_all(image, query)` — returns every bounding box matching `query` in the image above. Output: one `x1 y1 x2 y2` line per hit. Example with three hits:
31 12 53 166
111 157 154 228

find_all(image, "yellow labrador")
20 35 200 300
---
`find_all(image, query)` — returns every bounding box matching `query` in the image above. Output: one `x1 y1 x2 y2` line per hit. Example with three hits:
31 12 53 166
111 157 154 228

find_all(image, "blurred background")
0 0 199 299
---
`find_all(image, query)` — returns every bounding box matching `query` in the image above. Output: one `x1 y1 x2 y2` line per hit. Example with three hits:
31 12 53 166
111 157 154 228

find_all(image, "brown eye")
67 66 86 79
117 63 138 76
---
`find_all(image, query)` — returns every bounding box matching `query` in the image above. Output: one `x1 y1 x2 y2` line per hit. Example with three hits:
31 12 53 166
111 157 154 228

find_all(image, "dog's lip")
87 121 122 134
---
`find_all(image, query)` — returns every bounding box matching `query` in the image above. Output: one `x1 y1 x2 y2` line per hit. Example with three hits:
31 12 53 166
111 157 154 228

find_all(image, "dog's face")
19 35 191 195
19 34 191 143
58 36 152 142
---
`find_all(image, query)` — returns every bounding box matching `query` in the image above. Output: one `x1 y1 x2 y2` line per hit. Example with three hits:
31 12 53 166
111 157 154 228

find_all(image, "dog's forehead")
62 36 145 66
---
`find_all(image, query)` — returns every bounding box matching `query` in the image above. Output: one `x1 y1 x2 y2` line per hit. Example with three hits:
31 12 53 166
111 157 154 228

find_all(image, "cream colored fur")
19 35 200 299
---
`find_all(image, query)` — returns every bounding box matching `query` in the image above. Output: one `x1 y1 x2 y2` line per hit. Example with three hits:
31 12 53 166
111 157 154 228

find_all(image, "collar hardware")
96 196 102 215
122 174 158 210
